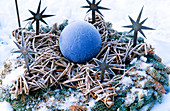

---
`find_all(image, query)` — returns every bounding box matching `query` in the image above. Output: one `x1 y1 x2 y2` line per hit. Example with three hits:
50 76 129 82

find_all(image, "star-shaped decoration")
81 0 110 23
92 47 124 82
11 35 40 75
123 6 155 47
25 0 55 35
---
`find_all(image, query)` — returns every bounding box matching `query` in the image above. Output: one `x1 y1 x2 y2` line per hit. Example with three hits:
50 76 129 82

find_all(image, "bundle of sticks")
10 14 154 107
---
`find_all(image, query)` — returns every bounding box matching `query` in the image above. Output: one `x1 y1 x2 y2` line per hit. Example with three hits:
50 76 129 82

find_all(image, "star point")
91 47 124 82
25 0 55 35
11 35 40 76
81 0 110 23
123 6 155 46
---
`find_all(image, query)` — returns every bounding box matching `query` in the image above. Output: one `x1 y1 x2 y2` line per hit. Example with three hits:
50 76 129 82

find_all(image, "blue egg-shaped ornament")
59 21 101 63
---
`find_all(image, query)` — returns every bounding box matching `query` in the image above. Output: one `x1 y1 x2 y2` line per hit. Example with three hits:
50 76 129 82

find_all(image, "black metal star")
11 35 40 75
81 0 110 23
25 0 55 35
123 6 155 47
92 47 124 82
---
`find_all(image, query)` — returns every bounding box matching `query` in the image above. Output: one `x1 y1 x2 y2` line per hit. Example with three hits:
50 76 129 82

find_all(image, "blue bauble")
59 21 101 63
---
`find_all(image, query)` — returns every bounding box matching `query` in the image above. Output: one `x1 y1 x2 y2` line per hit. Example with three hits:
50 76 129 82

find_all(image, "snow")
37 90 87 110
125 87 148 107
130 58 137 65
139 80 147 88
2 66 25 87
38 106 50 111
131 87 148 99
0 101 13 111
139 102 152 111
87 99 95 111
122 76 134 87
38 102 50 111
136 70 147 77
151 93 170 111
125 92 136 107
140 56 147 62
0 0 170 110
137 61 152 70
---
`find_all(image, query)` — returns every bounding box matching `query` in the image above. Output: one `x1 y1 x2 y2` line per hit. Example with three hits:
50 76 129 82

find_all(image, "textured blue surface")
59 21 101 63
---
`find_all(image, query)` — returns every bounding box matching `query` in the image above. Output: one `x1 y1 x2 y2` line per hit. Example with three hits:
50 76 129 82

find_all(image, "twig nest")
59 21 101 63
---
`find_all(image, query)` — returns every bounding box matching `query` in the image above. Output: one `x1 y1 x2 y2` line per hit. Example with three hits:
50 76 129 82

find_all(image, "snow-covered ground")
0 0 170 111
